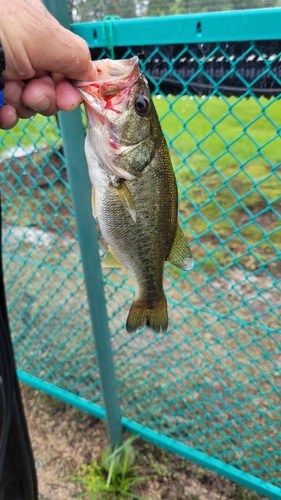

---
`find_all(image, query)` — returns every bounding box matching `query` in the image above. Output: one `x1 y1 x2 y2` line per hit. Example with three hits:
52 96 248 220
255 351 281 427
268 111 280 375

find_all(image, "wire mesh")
0 118 102 405
1 36 280 495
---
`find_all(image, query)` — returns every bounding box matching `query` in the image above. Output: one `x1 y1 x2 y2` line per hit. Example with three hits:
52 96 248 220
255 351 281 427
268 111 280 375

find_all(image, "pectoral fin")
91 187 97 219
167 225 194 271
102 247 123 268
114 182 136 223
105 158 136 181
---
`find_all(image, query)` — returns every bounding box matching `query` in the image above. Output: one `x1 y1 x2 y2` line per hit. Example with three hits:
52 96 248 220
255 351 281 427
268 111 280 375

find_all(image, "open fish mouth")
75 56 140 101
74 57 144 181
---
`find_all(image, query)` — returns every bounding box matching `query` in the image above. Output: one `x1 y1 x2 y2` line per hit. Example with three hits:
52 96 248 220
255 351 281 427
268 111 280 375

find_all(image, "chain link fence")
1 7 281 498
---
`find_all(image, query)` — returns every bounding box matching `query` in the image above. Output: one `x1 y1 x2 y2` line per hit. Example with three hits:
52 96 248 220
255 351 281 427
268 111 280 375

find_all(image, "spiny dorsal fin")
102 247 123 268
113 182 136 223
91 187 97 219
167 225 194 271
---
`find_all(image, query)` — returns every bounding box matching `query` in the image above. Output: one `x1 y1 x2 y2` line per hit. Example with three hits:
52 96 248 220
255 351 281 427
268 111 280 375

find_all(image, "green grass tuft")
70 436 154 499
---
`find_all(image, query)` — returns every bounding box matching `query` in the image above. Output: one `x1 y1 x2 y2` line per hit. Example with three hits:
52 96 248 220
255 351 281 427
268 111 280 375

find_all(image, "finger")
51 73 65 85
22 76 58 115
2 81 34 119
24 70 50 81
2 0 97 82
56 79 83 111
16 106 37 120
3 80 33 118
4 80 25 107
2 1 96 81
0 104 19 129
25 23 97 81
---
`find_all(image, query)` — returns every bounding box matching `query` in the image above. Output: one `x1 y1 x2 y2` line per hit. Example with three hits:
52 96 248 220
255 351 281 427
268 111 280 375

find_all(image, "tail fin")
126 296 168 334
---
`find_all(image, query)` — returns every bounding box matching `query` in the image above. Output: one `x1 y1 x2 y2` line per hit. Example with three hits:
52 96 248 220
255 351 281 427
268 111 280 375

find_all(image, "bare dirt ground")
21 384 269 500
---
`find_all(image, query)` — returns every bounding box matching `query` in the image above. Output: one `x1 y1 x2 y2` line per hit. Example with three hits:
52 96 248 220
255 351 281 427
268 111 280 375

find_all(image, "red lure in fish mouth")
75 56 140 114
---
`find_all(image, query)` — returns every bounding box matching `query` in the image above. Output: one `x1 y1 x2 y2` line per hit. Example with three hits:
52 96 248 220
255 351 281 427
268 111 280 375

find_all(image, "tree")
69 0 281 21
69 0 147 21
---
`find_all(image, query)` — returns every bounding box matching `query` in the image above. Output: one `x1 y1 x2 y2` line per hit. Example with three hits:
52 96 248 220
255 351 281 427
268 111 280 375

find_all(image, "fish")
75 56 194 334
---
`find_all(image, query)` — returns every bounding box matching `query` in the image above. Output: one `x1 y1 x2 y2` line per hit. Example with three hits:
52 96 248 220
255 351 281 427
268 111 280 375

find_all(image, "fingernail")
30 95 51 112
2 121 17 130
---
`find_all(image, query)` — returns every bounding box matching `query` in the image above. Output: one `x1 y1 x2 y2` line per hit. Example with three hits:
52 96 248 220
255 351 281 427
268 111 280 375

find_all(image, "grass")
154 94 281 277
71 436 152 499
0 115 60 154
156 94 281 171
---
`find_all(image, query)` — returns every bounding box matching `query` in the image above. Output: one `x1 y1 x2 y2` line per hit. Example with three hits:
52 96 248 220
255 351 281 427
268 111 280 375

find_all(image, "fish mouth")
75 56 140 100
74 57 142 182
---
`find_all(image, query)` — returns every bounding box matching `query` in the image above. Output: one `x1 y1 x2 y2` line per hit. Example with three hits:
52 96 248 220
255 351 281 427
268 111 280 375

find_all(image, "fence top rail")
71 8 281 48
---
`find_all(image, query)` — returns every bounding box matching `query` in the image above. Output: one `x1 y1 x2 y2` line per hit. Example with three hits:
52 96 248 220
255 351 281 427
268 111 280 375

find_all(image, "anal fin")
167 225 194 271
113 182 136 223
102 246 123 268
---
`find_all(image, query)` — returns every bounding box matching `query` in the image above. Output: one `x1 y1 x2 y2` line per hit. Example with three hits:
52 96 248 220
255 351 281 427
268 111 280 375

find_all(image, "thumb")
34 28 97 81
25 3 97 81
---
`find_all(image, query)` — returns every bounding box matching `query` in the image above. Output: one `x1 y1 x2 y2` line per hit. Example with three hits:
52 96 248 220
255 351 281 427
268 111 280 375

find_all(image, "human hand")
0 0 96 129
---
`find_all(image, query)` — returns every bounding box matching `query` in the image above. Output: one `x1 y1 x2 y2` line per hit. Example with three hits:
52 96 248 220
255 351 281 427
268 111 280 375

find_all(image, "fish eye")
134 96 150 115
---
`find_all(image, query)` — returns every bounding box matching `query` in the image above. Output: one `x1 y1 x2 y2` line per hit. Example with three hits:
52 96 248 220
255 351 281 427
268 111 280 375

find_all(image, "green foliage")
68 0 281 21
68 0 147 21
71 436 153 499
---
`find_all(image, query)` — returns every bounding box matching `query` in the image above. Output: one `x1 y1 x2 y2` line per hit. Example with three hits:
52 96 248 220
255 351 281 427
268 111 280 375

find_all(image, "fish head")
74 57 160 180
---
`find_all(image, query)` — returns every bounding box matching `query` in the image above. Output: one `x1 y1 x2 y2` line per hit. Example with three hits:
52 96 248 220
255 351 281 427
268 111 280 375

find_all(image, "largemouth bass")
75 57 193 334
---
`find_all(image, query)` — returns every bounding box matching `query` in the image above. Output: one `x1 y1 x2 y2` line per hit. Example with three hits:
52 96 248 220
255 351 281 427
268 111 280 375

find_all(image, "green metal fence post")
42 0 123 449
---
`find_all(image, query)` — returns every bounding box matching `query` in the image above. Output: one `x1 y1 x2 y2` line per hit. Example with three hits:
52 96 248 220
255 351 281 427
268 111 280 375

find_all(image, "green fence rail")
1 4 280 498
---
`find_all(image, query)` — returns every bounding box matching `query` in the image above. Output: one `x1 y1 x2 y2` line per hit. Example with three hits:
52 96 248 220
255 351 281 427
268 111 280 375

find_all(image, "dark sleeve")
0 40 38 497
